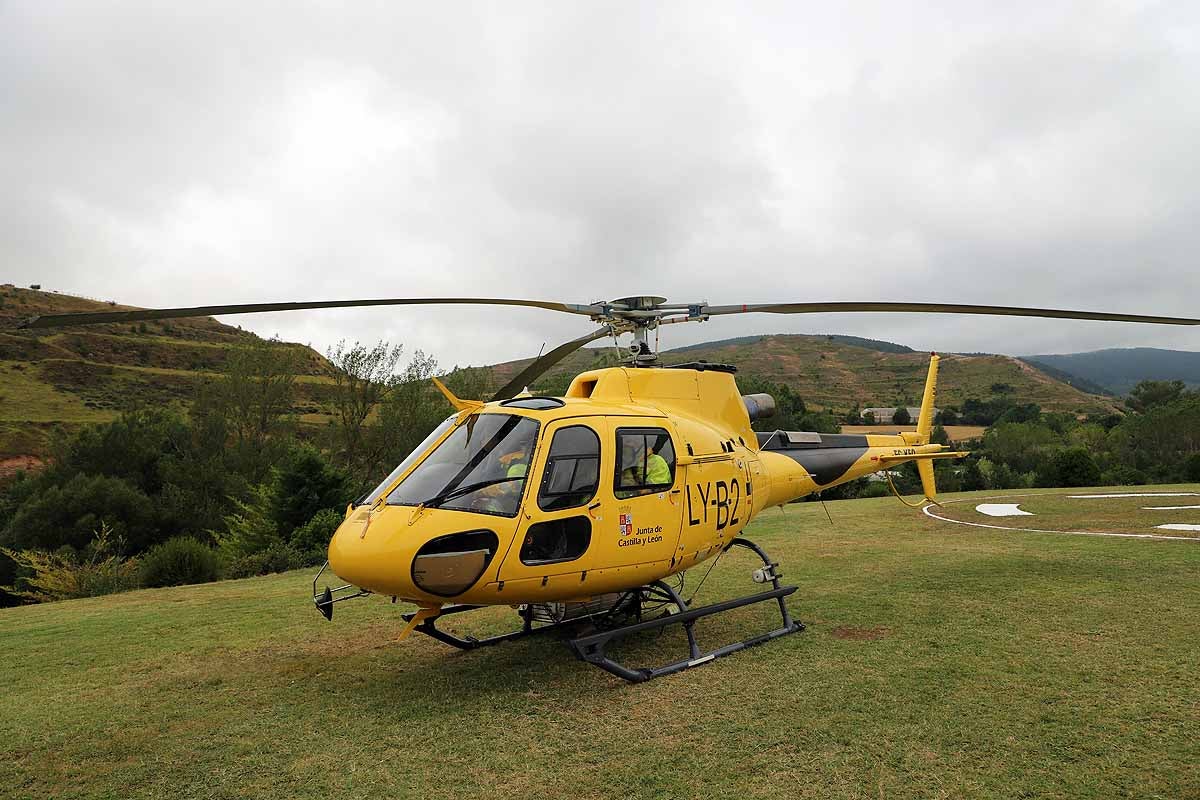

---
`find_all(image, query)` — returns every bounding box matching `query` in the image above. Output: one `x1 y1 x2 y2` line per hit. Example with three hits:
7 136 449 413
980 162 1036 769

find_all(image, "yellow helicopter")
22 295 1200 681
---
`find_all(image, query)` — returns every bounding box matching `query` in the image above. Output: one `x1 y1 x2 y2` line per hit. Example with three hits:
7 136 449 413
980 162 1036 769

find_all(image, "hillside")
490 334 1120 416
1026 347 1200 395
0 289 1120 462
0 286 334 459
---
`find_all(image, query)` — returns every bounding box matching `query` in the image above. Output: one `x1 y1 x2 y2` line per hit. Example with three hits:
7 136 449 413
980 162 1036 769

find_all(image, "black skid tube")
566 538 805 682
401 603 573 650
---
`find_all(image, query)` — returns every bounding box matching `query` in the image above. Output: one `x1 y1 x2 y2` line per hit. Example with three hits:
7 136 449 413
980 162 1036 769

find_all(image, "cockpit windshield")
386 414 539 517
359 415 458 507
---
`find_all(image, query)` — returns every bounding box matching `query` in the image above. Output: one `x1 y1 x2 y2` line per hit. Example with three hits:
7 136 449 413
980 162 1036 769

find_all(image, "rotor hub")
610 295 668 311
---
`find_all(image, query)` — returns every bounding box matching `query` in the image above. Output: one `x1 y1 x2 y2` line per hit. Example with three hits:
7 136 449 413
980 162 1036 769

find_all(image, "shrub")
1186 453 1200 482
290 508 342 556
1101 465 1147 486
1 523 140 601
140 537 222 588
1 473 163 553
214 483 280 560
892 407 911 425
858 480 892 498
225 541 317 579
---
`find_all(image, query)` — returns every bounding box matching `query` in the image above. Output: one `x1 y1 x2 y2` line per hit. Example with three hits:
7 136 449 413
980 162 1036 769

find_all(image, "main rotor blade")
19 297 599 329
703 302 1200 326
491 327 615 401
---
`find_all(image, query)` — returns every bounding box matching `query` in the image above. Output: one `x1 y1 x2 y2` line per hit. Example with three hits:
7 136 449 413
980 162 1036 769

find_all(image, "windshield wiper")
421 476 524 509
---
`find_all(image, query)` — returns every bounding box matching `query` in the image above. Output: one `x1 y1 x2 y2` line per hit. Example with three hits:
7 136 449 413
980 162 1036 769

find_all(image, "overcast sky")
3 1 1199 369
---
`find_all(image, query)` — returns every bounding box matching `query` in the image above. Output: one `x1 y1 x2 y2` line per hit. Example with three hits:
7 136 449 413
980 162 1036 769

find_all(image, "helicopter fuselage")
326 362 952 613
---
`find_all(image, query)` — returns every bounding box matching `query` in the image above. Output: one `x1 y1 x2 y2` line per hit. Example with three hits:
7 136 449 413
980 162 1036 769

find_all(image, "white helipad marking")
1143 505 1200 510
975 503 1033 517
922 495 1200 542
1157 524 1200 531
1069 493 1200 498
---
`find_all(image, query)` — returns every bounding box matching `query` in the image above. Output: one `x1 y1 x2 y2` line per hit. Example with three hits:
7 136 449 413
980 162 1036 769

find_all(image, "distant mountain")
1024 348 1200 395
1017 358 1113 397
670 333 914 356
489 333 1117 416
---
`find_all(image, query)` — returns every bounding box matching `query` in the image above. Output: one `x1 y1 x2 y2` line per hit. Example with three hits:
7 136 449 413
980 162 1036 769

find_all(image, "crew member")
618 437 671 495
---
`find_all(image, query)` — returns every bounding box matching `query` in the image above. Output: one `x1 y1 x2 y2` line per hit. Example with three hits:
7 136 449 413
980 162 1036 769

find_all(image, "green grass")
0 361 112 423
2 487 1198 799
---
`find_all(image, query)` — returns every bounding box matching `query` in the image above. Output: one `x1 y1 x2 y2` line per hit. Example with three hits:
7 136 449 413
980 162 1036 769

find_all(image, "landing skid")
400 537 804 682
568 538 804 682
399 602 574 650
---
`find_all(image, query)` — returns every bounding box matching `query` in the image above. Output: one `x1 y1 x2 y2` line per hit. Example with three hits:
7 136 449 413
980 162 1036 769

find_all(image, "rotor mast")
593 295 708 366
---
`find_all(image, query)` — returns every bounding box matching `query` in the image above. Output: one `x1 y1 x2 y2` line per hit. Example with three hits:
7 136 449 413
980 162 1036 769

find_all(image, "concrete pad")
1157 524 1200 531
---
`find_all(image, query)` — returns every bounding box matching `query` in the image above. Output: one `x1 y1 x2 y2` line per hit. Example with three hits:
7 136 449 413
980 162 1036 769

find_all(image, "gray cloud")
3 1 1199 368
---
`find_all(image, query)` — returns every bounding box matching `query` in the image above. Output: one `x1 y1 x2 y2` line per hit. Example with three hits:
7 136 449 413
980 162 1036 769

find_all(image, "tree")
845 406 863 425
201 338 302 483
216 339 301 447
1127 380 1187 414
892 407 912 426
1051 448 1101 488
327 340 405 475
981 422 1063 475
373 352 448 481
270 445 353 537
442 365 494 401
862 411 876 425
960 459 986 491
997 403 1042 425
1115 394 1200 480
52 407 189 496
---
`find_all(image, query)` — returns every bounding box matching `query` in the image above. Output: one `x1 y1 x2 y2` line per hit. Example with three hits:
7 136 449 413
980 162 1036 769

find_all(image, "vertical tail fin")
916 353 939 444
917 354 940 504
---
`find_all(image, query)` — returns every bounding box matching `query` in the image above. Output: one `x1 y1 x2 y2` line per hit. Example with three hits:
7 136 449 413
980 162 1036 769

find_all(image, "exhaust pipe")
741 393 776 422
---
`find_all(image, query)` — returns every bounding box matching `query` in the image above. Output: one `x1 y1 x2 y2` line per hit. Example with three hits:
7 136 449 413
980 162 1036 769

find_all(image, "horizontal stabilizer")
875 451 969 464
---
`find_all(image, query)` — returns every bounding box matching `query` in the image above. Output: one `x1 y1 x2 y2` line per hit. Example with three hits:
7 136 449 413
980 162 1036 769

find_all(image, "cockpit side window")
614 427 676 498
537 425 601 512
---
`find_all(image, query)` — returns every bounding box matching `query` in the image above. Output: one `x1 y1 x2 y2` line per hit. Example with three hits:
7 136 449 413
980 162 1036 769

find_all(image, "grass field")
2 486 1198 799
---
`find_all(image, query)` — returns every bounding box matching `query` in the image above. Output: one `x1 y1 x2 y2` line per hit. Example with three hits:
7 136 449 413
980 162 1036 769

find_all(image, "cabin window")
614 427 676 498
537 425 601 511
520 517 592 565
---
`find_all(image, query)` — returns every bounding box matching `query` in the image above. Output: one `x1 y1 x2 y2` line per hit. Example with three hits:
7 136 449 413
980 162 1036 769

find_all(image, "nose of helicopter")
326 505 503 602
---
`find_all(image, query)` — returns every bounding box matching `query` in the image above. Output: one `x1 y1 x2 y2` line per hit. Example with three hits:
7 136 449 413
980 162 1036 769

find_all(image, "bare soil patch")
831 625 891 640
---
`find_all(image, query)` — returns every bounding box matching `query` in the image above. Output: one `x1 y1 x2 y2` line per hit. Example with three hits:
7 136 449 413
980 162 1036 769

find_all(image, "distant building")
29 284 41 290
861 407 938 425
